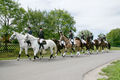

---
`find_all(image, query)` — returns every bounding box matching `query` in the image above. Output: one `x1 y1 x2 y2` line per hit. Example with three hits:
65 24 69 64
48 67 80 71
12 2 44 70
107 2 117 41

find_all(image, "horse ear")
20 31 24 34
12 31 15 33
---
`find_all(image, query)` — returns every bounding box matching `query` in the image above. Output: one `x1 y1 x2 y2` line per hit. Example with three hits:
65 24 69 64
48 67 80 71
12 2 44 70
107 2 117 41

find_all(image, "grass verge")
98 60 120 80
111 47 120 50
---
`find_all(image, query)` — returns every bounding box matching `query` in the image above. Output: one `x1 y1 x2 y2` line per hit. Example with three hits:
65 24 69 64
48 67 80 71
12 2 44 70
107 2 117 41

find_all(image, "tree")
107 28 120 47
77 30 92 40
98 33 105 38
48 9 76 39
24 9 46 37
0 0 22 34
12 7 26 33
0 0 26 49
24 9 76 39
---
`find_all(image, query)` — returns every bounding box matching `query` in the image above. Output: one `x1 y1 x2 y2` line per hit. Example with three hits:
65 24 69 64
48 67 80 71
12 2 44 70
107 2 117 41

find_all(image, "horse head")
60 34 64 41
9 31 17 41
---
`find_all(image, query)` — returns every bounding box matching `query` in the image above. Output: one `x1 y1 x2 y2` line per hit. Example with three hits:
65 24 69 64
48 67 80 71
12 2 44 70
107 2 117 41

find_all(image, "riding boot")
41 44 44 49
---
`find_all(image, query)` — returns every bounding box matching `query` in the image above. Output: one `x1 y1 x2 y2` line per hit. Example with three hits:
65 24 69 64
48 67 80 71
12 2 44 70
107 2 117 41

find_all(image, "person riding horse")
81 33 86 44
103 35 106 41
69 30 74 46
59 32 65 47
27 27 32 46
103 35 108 44
38 27 46 49
89 33 94 44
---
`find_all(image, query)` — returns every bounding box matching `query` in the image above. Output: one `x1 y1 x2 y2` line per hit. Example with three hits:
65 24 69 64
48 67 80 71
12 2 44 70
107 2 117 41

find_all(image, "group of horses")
9 31 111 61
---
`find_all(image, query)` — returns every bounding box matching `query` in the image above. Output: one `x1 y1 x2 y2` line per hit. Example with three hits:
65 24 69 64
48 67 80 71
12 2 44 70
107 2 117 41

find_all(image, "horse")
60 34 75 57
94 39 100 54
24 33 57 60
86 37 94 54
9 31 31 61
100 38 111 53
52 39 65 55
74 37 83 56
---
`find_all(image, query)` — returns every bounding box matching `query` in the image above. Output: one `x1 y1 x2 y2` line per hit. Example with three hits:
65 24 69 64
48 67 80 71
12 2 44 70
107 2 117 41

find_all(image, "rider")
103 35 106 41
27 27 32 35
103 35 108 44
90 33 94 44
59 31 65 47
27 27 32 46
38 27 45 49
81 33 86 44
69 30 74 46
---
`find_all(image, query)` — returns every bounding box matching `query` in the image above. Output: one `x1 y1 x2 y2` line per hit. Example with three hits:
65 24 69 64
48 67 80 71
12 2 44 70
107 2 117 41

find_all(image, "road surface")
0 50 120 80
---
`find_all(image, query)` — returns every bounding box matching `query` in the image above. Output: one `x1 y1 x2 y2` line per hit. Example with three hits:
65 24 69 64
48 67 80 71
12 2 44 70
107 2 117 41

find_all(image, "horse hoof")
62 55 65 57
17 58 20 61
29 57 31 60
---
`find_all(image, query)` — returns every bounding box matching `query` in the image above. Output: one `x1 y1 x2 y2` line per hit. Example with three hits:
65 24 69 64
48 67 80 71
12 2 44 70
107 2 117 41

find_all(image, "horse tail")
54 44 57 54
108 42 111 49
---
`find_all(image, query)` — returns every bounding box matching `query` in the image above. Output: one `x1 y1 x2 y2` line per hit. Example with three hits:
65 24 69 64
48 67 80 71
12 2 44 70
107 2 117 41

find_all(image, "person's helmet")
40 27 42 29
28 27 31 29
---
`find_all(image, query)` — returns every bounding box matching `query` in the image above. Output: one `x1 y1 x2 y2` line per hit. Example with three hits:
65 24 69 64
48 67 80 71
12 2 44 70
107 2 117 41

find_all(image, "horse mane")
63 35 68 39
27 33 38 39
15 32 25 38
52 39 59 44
75 37 81 40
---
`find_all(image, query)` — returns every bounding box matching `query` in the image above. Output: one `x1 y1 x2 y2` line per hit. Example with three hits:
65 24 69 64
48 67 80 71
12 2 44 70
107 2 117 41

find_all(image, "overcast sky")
15 0 120 38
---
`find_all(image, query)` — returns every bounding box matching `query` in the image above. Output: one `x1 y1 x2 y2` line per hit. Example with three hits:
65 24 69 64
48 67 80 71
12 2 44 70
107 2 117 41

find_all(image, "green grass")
98 60 120 80
111 47 120 50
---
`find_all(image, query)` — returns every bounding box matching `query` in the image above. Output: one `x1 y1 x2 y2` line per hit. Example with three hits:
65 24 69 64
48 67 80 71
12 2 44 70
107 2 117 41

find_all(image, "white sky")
15 0 120 38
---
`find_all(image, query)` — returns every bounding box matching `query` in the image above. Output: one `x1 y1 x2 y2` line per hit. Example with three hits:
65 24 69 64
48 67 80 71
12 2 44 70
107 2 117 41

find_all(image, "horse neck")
16 33 24 43
63 36 70 45
28 35 38 43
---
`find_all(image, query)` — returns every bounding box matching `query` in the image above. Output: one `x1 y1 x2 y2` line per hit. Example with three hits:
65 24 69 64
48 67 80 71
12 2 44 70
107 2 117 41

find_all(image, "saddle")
26 40 31 46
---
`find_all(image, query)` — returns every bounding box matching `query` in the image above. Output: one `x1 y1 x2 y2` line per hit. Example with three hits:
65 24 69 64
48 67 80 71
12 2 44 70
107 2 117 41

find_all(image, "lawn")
111 47 120 50
98 60 120 80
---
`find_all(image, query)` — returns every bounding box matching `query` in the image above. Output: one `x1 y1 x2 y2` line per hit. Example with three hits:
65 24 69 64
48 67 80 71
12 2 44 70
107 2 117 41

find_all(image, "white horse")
24 33 57 60
9 31 31 61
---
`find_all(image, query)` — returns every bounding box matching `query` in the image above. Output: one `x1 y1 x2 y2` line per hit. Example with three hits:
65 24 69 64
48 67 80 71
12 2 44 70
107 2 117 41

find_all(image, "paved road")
0 50 120 80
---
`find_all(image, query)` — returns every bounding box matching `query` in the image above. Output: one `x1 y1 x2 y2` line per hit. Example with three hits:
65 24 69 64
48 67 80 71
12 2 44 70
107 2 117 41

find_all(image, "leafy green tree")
48 9 76 39
24 9 46 37
77 30 92 40
24 9 76 39
12 7 26 32
0 0 26 48
107 28 120 47
98 33 105 38
0 0 22 34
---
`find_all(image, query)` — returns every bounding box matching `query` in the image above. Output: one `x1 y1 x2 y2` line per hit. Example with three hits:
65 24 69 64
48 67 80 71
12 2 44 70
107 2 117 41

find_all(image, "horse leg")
62 48 67 57
50 48 54 59
86 48 90 55
76 47 80 56
96 46 99 54
25 48 31 60
102 46 104 53
33 49 39 60
72 47 75 52
17 48 23 61
40 51 43 59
